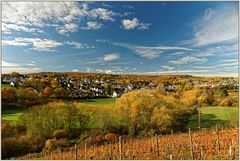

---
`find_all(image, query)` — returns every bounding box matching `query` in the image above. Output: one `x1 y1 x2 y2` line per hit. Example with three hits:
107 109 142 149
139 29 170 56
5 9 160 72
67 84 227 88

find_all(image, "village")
1 73 238 98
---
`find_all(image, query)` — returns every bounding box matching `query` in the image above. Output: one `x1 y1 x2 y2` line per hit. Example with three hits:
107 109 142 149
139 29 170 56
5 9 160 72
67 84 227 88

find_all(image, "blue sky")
2 1 238 76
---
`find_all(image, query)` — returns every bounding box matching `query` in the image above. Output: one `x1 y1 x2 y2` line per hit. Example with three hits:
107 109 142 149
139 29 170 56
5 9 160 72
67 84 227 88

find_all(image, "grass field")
2 108 28 125
188 106 238 130
77 98 116 106
2 100 238 128
1 98 116 125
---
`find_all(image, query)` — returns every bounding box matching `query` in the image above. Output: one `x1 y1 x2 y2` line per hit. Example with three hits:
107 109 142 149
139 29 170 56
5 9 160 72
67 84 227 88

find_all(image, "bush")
19 102 92 139
44 139 55 151
2 121 12 138
53 139 70 150
2 137 20 159
44 138 70 151
53 129 68 139
219 97 233 106
104 133 119 141
1 134 45 159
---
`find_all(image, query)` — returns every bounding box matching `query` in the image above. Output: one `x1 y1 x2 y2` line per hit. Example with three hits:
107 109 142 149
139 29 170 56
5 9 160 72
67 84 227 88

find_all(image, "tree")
41 87 53 98
1 86 17 106
116 89 195 136
180 89 202 107
16 87 39 107
19 102 93 139
53 87 65 98
219 89 229 97
51 80 59 88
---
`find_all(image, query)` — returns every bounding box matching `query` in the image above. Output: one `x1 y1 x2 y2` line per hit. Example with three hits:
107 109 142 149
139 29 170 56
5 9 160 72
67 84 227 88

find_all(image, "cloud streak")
169 56 206 65
103 53 120 61
2 60 42 74
183 5 238 47
112 42 194 59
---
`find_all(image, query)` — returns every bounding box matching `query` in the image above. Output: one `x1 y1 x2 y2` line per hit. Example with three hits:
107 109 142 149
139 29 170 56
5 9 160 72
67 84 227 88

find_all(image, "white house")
10 82 15 86
112 91 117 98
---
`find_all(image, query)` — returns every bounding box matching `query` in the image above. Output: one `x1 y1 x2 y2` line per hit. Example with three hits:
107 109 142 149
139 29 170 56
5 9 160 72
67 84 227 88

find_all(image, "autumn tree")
16 87 39 107
116 89 195 136
1 86 17 107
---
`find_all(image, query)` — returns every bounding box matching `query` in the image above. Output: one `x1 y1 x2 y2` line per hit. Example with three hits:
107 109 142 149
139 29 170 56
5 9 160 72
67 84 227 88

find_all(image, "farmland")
19 128 238 160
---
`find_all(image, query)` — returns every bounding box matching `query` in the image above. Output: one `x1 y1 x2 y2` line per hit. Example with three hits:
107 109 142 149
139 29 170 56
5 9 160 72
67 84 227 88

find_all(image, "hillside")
18 128 238 160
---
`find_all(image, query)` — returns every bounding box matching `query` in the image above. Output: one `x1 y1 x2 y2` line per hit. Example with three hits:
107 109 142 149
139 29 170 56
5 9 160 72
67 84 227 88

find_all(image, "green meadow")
188 106 238 130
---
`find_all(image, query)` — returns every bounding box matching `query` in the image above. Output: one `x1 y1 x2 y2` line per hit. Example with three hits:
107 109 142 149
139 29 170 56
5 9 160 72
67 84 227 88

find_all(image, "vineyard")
18 127 238 160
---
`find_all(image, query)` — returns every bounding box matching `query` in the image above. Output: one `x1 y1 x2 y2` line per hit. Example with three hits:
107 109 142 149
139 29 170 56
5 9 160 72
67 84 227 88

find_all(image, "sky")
2 1 239 76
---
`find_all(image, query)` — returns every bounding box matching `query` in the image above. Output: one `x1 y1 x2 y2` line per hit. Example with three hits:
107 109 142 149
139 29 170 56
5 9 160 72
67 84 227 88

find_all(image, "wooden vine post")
155 134 159 157
198 110 201 130
74 144 78 160
84 143 87 160
216 125 221 159
188 128 194 160
200 146 203 160
119 136 122 160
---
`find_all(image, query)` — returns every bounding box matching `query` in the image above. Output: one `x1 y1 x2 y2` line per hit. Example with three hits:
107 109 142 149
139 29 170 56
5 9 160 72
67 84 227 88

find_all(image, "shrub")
2 137 20 159
13 124 27 135
53 129 68 139
2 121 12 138
44 139 56 151
219 97 233 106
19 102 92 139
53 139 70 150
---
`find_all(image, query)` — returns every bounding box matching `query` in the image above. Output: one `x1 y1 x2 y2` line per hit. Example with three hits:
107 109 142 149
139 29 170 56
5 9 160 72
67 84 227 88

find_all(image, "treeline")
1 72 238 109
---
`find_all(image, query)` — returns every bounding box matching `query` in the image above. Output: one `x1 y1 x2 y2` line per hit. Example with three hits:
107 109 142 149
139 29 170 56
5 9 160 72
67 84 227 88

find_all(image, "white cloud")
65 41 94 49
103 53 120 62
83 67 93 73
2 2 118 35
2 22 43 33
3 37 63 52
184 5 238 47
2 60 41 74
3 37 95 51
121 18 151 30
170 56 204 65
222 59 238 63
56 23 78 35
90 8 117 21
2 60 37 67
112 42 193 59
215 62 238 68
72 69 79 72
31 39 62 51
82 21 102 30
95 39 109 43
161 65 175 71
95 66 128 74
2 67 42 74
197 44 238 57
147 69 210 75
2 61 20 67
171 52 185 55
